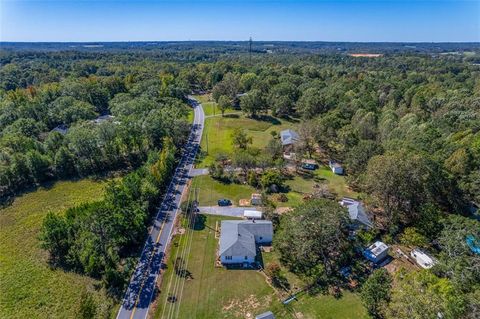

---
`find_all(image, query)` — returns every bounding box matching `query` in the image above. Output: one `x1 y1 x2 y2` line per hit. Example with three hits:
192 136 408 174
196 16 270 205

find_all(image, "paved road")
198 206 258 217
116 97 204 319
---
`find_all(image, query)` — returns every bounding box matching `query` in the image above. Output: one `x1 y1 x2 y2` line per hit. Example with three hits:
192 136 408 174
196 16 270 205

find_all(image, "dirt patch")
222 294 272 318
239 199 251 206
177 228 186 235
275 207 294 215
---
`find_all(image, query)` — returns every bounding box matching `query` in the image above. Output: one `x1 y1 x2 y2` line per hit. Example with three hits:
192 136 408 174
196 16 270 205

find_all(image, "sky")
1 0 479 42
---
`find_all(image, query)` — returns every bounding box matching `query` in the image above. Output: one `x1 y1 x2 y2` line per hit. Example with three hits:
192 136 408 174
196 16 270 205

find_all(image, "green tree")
275 199 351 282
240 89 266 117
217 95 231 117
361 269 392 318
39 212 71 265
399 227 429 247
387 270 465 319
231 128 252 150
78 292 97 319
260 169 284 193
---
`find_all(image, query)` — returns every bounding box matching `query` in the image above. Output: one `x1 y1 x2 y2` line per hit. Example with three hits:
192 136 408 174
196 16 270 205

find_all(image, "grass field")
153 214 368 319
198 114 297 167
193 175 256 206
193 94 235 117
0 179 117 319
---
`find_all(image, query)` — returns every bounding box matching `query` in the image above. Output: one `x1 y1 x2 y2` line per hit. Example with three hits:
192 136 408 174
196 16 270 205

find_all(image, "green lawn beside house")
0 179 117 319
153 214 368 319
193 175 256 206
198 113 297 167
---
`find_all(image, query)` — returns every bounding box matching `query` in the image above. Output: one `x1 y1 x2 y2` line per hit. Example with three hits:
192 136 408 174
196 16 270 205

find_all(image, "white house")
340 198 373 229
329 161 344 175
244 210 263 220
410 249 437 269
219 220 273 265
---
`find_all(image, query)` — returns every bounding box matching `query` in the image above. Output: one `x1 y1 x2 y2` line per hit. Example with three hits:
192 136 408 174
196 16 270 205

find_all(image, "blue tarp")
466 235 480 255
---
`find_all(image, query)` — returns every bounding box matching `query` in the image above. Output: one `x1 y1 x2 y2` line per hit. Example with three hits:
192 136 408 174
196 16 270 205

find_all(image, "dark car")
218 199 232 206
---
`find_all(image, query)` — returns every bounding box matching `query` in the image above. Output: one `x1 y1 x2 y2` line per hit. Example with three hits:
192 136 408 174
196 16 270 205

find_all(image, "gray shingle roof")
348 202 373 228
219 220 272 257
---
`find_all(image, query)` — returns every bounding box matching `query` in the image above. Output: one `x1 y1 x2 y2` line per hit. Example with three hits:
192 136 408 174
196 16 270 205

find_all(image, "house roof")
366 241 388 257
219 220 272 257
280 129 299 146
340 198 373 228
256 311 275 319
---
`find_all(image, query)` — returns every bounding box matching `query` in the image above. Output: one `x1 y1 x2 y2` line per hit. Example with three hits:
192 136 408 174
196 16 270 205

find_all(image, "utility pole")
249 37 252 63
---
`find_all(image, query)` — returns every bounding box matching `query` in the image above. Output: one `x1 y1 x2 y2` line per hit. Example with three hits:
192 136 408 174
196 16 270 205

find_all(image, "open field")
198 113 297 167
193 175 256 206
193 94 235 117
153 214 368 319
0 179 116 319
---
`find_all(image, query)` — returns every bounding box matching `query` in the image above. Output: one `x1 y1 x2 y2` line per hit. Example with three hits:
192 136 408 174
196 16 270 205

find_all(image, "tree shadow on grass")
224 113 240 119
255 115 281 125
192 214 206 231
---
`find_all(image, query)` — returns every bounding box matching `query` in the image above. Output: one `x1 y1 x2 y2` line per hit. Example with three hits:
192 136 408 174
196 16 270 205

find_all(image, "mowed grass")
153 214 281 319
154 214 368 319
193 175 256 206
0 179 116 319
192 94 235 117
198 114 296 167
262 249 368 319
282 166 357 204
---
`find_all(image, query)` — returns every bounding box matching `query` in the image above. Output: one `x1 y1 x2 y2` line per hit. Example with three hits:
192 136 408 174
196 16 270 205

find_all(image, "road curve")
116 97 204 319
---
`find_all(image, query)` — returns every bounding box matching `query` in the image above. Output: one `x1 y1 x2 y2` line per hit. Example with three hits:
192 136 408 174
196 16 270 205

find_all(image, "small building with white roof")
363 241 389 263
244 210 263 220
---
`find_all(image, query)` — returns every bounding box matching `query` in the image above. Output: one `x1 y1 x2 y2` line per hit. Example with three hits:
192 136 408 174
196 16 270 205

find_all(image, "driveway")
198 206 258 217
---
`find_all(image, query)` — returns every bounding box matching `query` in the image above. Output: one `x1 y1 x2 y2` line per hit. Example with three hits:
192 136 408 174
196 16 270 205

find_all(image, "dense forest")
1 43 479 317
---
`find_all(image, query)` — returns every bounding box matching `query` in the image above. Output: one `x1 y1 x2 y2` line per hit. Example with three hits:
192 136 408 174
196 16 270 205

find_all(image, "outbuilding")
363 241 389 263
280 129 299 154
244 210 263 220
251 193 262 206
329 161 344 175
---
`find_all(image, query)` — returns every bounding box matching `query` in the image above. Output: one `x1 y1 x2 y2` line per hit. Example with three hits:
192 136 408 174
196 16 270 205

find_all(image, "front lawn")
193 94 235 117
153 214 368 319
198 113 297 167
193 175 256 206
0 179 117 319
153 214 278 319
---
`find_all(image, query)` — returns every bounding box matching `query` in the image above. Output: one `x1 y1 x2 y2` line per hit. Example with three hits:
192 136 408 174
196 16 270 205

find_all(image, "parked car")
218 199 232 206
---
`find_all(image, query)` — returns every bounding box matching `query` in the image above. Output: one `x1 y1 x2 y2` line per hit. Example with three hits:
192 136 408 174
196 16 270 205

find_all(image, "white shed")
244 210 263 220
